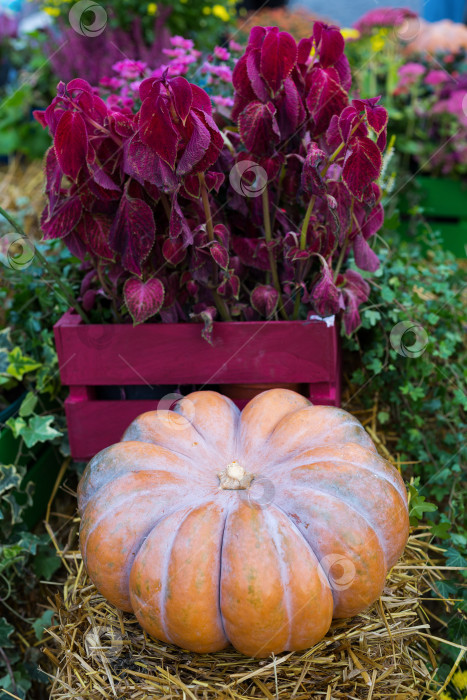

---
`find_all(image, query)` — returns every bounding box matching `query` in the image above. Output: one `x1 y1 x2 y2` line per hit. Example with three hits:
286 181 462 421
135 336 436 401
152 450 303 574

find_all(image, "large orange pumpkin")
78 389 409 657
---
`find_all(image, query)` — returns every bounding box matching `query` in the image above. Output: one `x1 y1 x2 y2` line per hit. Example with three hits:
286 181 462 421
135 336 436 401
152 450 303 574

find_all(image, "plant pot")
219 382 305 403
54 310 342 461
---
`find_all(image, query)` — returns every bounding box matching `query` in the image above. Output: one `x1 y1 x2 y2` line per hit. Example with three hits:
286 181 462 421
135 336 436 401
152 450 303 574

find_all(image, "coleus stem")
333 198 355 282
198 174 231 322
292 194 317 320
0 206 90 324
261 188 288 320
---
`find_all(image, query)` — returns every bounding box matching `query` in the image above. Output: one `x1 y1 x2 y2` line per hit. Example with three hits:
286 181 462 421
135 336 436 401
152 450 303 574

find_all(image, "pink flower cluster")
353 6 417 34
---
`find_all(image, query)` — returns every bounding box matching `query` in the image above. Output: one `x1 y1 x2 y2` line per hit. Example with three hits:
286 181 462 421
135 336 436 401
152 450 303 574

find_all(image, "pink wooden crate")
54 311 341 460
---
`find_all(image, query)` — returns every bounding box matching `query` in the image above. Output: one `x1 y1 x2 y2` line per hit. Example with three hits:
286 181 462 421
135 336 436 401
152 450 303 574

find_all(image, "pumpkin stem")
218 461 254 490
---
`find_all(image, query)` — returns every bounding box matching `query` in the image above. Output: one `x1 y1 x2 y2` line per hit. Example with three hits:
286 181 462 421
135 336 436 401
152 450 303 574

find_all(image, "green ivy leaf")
32 610 54 641
0 617 15 647
6 347 41 380
18 391 38 418
444 547 467 570
6 415 62 448
34 553 61 581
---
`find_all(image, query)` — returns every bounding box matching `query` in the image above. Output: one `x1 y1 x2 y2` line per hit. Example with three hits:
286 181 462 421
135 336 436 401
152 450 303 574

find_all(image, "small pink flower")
214 46 230 60
229 39 243 52
112 59 147 80
424 69 449 85
170 35 195 50
398 62 425 78
213 95 234 107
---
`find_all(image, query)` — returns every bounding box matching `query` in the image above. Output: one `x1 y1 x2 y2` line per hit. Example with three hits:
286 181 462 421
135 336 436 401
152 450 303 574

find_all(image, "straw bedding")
41 520 450 699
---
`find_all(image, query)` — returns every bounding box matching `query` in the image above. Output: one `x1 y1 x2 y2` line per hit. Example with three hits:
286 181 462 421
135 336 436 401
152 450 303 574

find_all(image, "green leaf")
0 617 15 647
0 464 22 496
7 415 62 448
444 547 467 570
430 521 451 540
6 347 41 380
32 610 54 641
34 553 61 581
19 391 38 418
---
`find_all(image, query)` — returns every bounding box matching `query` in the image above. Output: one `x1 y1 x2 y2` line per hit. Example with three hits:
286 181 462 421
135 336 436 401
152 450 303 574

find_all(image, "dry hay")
0 157 45 238
39 522 459 700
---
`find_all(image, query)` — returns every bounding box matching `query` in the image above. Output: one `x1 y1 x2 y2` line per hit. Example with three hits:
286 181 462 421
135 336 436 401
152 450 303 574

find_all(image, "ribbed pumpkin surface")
78 389 409 657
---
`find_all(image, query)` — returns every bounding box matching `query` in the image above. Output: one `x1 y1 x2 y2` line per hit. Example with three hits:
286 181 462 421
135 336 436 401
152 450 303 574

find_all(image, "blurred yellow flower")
439 693 453 700
202 6 211 14
43 6 60 15
212 4 230 21
341 28 360 40
147 2 157 14
453 671 467 690
370 33 385 52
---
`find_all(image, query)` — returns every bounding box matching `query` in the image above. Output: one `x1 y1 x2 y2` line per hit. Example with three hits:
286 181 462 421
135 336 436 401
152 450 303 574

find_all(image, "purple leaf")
124 277 165 325
353 235 380 271
311 259 342 316
338 105 366 144
353 97 388 136
140 95 179 169
54 111 88 181
176 111 211 176
342 136 382 201
170 76 193 124
260 29 297 95
306 66 348 135
313 22 345 68
297 37 313 65
251 284 279 317
85 214 114 260
238 101 281 155
341 269 370 335
247 49 269 102
210 242 229 270
163 238 186 265
276 78 306 140
169 193 193 245
42 196 82 240
124 136 178 192
334 54 352 92
302 143 326 195
362 201 384 239
109 192 155 276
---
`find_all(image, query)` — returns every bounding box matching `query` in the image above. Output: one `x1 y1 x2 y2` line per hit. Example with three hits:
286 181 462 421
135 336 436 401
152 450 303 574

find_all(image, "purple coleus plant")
35 22 387 337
